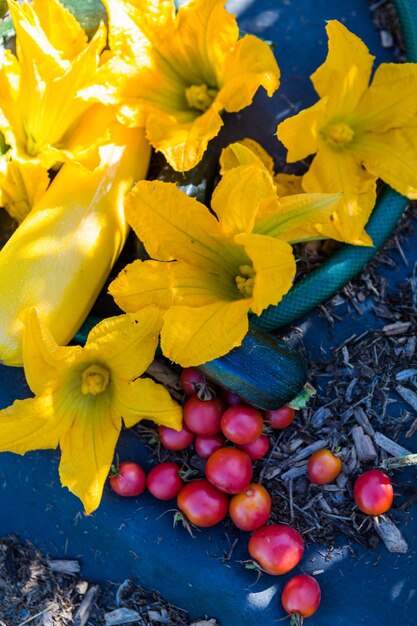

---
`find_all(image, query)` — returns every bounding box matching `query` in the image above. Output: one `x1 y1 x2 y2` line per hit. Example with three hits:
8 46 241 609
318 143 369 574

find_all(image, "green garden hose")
256 0 417 331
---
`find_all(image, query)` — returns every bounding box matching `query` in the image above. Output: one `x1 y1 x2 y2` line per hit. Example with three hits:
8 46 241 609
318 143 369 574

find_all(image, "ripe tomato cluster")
108 367 396 622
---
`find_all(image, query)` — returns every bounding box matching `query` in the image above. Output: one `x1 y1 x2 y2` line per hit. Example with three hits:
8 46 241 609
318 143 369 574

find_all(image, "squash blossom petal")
219 140 342 243
84 0 280 171
277 20 417 246
109 161 340 366
0 308 182 514
0 0 110 174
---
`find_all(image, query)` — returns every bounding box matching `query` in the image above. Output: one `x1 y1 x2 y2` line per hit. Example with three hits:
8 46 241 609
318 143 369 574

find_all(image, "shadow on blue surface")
1 1 416 625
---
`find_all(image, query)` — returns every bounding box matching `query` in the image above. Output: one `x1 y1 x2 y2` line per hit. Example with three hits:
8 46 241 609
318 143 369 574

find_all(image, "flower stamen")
185 84 217 112
81 364 110 395
235 264 256 298
323 121 355 148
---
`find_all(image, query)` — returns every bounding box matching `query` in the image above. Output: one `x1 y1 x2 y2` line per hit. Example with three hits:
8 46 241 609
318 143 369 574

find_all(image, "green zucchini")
199 325 309 410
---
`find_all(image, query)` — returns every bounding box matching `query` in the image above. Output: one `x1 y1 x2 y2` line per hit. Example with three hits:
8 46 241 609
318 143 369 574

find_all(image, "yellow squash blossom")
84 0 280 172
220 140 337 242
0 155 49 223
277 20 417 246
0 308 182 514
109 163 339 367
0 0 109 172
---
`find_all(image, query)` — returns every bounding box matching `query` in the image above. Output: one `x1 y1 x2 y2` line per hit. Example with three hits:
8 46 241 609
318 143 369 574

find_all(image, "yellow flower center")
81 364 110 395
235 264 256 298
324 122 355 147
186 84 217 112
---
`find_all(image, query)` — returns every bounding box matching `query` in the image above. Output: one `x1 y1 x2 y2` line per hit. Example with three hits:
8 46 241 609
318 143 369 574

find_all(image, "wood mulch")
0 536 216 626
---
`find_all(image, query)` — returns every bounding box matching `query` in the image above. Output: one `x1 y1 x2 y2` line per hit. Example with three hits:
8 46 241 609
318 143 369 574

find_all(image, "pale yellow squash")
0 122 151 366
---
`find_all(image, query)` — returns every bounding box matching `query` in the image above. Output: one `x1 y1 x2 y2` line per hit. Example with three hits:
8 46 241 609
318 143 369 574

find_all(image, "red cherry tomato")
307 449 342 485
183 395 224 436
248 524 304 575
179 367 206 396
147 462 184 500
265 406 296 429
281 575 321 619
229 483 272 531
177 479 229 527
354 469 394 515
194 433 225 459
221 404 264 445
158 424 194 450
219 388 242 406
206 448 253 494
239 434 270 461
109 462 147 497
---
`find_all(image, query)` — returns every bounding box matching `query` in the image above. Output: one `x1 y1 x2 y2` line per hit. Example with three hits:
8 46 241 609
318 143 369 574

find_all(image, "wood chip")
406 418 417 439
104 608 141 626
289 440 327 463
73 585 99 626
396 385 417 412
374 432 412 457
354 407 375 436
373 516 408 554
310 406 332 428
351 426 377 462
46 559 81 575
147 609 169 622
396 369 417 382
380 29 394 47
382 321 411 335
281 464 308 480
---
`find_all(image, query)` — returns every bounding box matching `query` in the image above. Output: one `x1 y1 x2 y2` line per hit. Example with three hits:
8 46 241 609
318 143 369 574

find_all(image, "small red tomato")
219 388 242 406
206 448 253 494
158 424 194 450
147 462 184 500
221 404 264 445
239 434 270 461
109 462 147 497
265 406 296 429
248 524 304 575
183 395 224 436
194 433 225 459
354 469 394 515
281 575 321 619
179 367 206 396
229 483 272 531
177 479 229 527
307 449 342 485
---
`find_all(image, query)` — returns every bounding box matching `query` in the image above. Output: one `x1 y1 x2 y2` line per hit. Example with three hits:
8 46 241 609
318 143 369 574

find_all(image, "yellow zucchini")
0 122 151 366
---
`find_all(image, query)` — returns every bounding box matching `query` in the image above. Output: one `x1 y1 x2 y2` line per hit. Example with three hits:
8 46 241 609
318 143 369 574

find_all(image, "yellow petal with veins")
59 399 121 514
311 20 374 114
277 99 326 162
0 395 65 454
22 308 81 396
357 128 417 199
235 232 295 315
212 163 278 237
220 139 275 176
117 377 182 429
161 299 250 367
0 155 50 223
303 146 376 246
85 311 163 381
